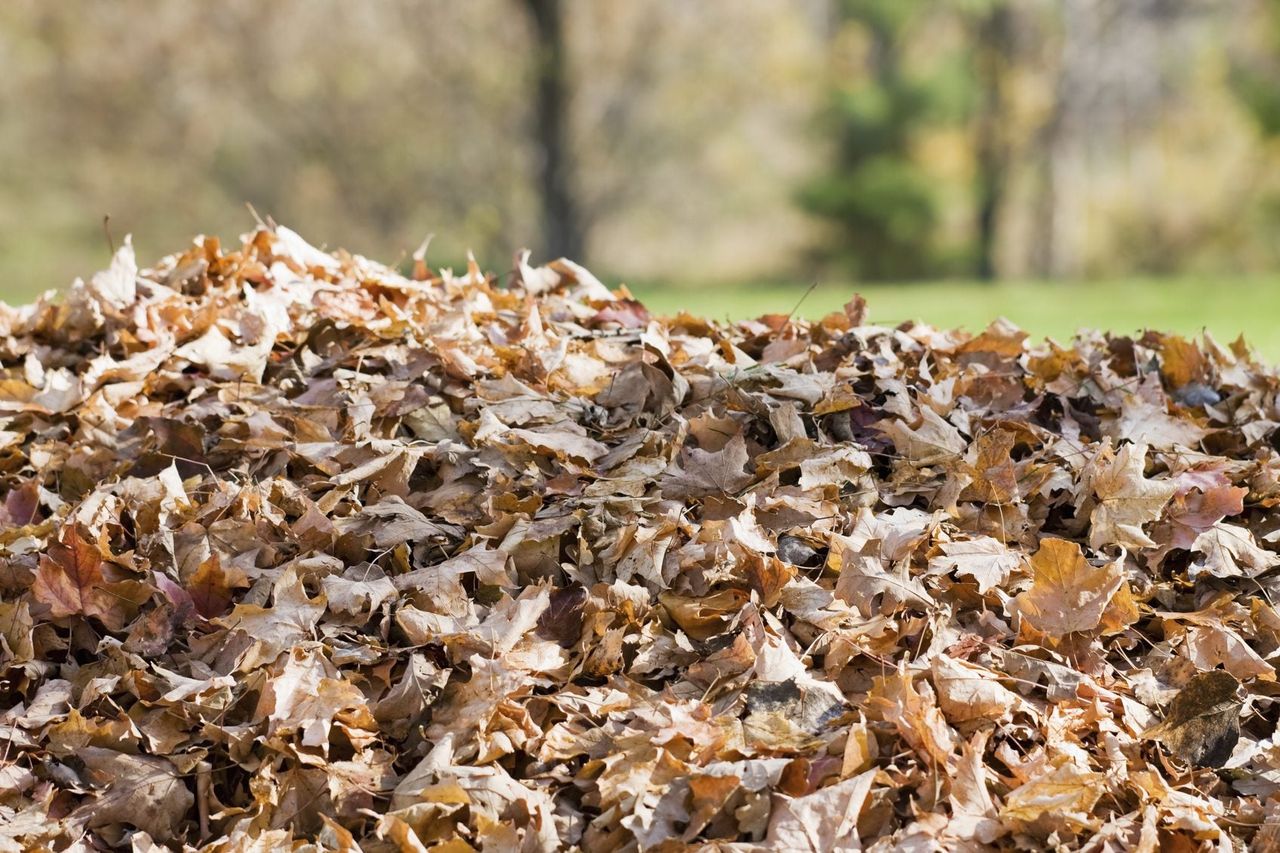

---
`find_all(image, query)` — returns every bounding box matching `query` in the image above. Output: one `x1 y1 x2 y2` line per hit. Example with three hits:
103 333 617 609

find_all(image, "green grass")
631 276 1280 360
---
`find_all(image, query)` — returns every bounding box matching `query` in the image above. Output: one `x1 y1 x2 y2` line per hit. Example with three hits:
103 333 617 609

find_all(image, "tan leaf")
880 406 967 466
214 568 325 671
73 747 192 842
507 425 608 463
1183 624 1276 681
185 553 247 618
930 654 1022 723
929 536 1024 594
265 647 371 749
1001 761 1105 831
765 769 877 852
1168 483 1247 547
868 670 956 769
1087 442 1175 549
661 433 753 498
962 428 1020 504
1190 523 1280 579
322 565 397 615
1013 538 1124 638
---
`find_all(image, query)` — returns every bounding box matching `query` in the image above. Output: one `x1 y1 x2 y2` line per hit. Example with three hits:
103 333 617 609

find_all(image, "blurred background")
4 0 1280 350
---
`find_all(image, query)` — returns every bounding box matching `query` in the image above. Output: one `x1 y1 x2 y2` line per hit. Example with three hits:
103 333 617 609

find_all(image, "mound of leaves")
3 226 1280 850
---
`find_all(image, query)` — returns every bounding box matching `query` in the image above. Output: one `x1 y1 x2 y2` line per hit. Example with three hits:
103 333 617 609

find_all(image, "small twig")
785 281 819 324
196 760 212 839
102 215 115 254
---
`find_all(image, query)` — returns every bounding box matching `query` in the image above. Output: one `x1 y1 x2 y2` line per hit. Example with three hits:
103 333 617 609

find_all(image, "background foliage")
2 1 1280 304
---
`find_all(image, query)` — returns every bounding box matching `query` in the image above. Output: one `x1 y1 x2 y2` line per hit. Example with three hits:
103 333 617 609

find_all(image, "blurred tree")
523 0 584 262
970 1 1016 280
0 0 1270 294
801 0 945 280
1031 0 1204 278
1231 0 1280 136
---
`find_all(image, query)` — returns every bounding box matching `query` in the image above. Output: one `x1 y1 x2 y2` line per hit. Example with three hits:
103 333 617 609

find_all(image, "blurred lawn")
632 277 1280 360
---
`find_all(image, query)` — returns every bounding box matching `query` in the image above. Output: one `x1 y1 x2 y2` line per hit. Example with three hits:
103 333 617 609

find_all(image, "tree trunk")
973 5 1013 281
525 0 584 262
1034 0 1099 279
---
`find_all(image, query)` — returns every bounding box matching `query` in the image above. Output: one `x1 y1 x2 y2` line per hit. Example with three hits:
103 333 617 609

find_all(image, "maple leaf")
879 406 967 466
185 553 246 618
1142 670 1242 768
13 223 1280 850
1111 386 1210 449
1162 481 1247 550
930 654 1023 723
660 433 753 498
1190 523 1279 578
1012 538 1125 638
1087 441 1175 549
765 770 876 852
72 747 193 842
868 669 956 770
1159 334 1208 389
264 647 372 749
929 536 1023 593
961 428 1020 504
1183 624 1276 680
1001 760 1106 832
507 425 608 463
322 565 397 615
214 568 325 671
32 526 145 631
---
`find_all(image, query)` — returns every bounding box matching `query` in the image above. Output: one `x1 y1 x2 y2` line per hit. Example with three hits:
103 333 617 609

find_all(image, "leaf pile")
3 227 1280 850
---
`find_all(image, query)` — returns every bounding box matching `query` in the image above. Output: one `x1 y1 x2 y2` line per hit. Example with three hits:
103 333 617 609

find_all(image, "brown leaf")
185 553 246 618
32 526 145 630
880 406 967 466
1142 670 1242 768
73 747 193 841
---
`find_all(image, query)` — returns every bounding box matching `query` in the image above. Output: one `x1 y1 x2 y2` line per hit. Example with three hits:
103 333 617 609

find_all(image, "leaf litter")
1 226 1280 849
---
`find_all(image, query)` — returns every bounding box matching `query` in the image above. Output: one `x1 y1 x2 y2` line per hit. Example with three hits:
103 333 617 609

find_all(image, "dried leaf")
1142 670 1241 768
1088 442 1176 550
1013 538 1124 638
32 526 146 630
73 747 192 841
